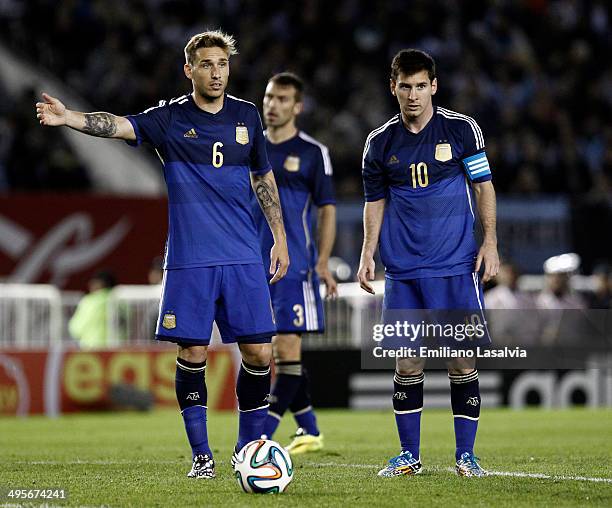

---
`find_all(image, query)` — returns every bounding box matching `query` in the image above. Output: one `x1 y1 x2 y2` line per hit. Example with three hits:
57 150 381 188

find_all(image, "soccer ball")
234 439 293 493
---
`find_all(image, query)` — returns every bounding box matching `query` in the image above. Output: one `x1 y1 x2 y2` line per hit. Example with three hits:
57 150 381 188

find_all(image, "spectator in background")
536 254 586 310
587 263 611 309
68 270 116 349
536 254 586 345
147 255 163 285
485 261 535 309
485 261 539 345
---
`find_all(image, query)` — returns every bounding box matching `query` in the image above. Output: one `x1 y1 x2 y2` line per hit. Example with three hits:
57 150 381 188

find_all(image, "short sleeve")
249 109 272 175
125 100 171 148
460 118 492 183
310 145 336 206
362 138 387 201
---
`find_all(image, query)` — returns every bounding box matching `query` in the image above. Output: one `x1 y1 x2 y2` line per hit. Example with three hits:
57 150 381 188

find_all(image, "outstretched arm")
357 199 385 294
36 93 136 141
251 170 289 283
472 180 499 282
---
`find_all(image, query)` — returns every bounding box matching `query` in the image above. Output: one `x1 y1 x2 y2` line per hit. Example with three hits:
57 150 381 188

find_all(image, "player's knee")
177 344 207 364
273 334 301 363
239 342 272 367
396 357 425 376
448 367 476 376
447 357 475 374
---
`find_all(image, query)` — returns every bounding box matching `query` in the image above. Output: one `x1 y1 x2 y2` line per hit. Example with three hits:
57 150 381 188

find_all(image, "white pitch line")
14 460 612 484
479 469 612 484
306 462 612 484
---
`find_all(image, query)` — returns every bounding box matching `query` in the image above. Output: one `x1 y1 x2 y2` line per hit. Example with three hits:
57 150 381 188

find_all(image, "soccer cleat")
187 453 215 479
285 428 324 455
455 452 488 477
230 448 239 471
377 450 423 477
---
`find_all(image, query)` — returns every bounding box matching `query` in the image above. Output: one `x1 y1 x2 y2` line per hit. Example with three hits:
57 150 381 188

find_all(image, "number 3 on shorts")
292 304 304 327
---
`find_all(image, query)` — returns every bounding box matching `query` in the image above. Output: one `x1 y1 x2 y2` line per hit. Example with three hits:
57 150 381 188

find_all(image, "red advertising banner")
0 194 168 290
0 347 238 415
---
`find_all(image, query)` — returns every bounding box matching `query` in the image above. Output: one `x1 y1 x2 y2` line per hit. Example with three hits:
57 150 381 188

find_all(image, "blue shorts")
269 273 324 334
156 264 276 346
382 272 490 347
383 272 486 311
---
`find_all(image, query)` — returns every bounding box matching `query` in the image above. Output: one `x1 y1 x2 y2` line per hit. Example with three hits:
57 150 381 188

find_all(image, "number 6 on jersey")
212 141 224 168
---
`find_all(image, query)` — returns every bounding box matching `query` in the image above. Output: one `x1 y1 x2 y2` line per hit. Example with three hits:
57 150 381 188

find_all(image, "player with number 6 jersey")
36 30 289 480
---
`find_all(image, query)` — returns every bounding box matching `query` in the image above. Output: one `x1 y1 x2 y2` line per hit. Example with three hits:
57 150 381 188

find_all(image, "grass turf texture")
1 408 611 507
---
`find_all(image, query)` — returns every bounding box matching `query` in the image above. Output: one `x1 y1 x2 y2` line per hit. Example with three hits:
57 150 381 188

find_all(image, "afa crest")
435 143 452 162
162 312 176 329
235 125 249 145
283 155 300 172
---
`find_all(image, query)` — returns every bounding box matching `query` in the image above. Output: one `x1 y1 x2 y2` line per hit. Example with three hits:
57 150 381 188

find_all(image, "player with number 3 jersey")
253 73 337 454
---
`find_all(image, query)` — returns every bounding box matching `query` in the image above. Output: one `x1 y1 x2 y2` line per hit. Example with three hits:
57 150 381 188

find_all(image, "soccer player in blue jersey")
36 31 290 479
253 73 337 454
357 49 499 477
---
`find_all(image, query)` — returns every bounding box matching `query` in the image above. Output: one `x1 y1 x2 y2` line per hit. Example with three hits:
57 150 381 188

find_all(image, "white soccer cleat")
187 453 215 479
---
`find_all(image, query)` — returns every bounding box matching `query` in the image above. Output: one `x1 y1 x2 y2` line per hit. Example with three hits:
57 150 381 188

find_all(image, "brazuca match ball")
234 439 294 493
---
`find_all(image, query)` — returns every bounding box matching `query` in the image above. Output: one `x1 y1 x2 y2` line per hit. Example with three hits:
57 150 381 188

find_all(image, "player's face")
262 82 302 128
391 70 437 120
184 47 229 99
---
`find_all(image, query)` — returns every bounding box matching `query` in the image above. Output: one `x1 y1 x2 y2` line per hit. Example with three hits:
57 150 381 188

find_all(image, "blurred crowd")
484 257 611 344
0 0 610 200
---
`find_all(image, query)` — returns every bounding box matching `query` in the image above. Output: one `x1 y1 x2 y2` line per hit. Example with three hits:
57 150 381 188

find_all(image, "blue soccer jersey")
253 131 336 278
126 94 271 269
362 106 492 280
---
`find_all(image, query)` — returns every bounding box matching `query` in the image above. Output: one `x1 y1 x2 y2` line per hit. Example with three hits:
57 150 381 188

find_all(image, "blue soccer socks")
236 361 271 450
263 361 302 438
290 368 320 436
393 371 424 459
449 370 481 461
176 358 211 458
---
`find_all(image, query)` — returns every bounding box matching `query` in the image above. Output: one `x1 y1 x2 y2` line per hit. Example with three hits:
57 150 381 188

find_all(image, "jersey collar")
264 129 300 146
188 93 228 117
399 105 437 136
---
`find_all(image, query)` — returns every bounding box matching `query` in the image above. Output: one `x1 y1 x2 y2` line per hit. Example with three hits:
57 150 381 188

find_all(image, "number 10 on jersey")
410 162 428 188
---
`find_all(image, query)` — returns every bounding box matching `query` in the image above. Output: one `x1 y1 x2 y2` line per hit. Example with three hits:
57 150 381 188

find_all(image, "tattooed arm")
251 171 289 283
36 92 136 140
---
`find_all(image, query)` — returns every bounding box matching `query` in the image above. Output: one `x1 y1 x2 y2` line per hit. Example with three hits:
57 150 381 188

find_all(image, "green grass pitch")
1 408 611 507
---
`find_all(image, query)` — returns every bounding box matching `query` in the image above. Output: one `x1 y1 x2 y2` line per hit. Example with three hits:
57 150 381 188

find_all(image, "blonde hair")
184 30 238 65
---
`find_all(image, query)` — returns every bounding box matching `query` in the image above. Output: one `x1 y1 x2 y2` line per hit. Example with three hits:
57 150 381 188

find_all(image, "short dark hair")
91 270 116 289
390 49 436 82
268 72 304 102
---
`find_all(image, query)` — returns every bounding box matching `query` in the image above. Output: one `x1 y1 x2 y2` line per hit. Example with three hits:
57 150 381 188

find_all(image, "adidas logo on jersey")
183 128 198 138
388 154 400 164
